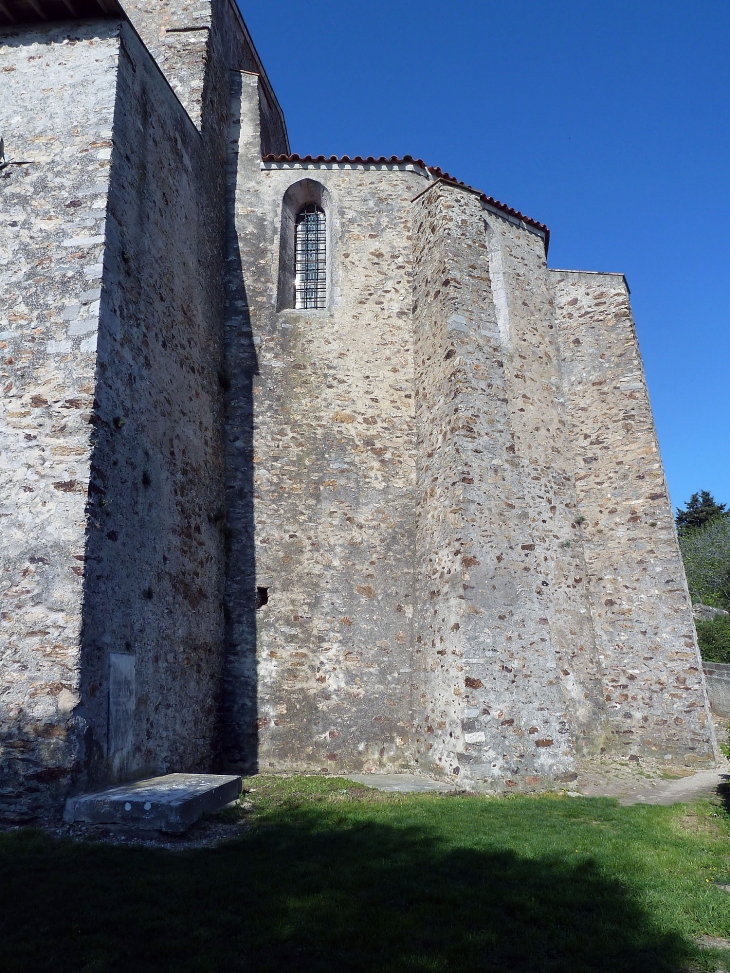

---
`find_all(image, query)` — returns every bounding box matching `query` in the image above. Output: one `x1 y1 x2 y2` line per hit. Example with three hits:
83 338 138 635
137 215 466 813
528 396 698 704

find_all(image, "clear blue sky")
239 0 730 515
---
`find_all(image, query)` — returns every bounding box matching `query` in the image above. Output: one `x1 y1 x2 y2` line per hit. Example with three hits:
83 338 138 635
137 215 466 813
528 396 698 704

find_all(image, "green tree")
675 490 727 533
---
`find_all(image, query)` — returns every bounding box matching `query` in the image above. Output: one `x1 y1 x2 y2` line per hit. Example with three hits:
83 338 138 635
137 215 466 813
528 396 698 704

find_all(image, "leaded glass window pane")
295 204 326 309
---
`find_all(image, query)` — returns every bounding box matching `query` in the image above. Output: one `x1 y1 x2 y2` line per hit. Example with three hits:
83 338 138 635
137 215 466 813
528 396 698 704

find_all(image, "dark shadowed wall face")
77 22 226 787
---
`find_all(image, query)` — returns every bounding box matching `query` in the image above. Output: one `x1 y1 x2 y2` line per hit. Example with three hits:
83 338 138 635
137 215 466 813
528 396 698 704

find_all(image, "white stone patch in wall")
486 226 511 349
109 653 136 772
28 693 57 721
46 340 72 355
57 688 80 716
61 236 105 248
464 731 486 744
69 318 97 337
80 334 97 354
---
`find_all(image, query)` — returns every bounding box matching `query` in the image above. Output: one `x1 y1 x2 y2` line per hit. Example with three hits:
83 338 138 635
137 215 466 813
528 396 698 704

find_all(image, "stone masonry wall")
0 21 121 820
120 0 289 154
75 21 226 788
0 11 234 818
2 3 717 816
213 0 288 157
118 0 214 128
223 83 425 773
223 142 715 783
483 200 610 767
411 182 608 790
552 270 716 765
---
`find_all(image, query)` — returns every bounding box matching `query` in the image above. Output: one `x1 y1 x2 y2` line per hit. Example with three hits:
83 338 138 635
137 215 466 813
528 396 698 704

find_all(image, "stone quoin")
0 0 717 822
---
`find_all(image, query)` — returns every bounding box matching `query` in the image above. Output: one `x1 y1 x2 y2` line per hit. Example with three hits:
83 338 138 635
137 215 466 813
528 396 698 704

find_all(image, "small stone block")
64 773 242 833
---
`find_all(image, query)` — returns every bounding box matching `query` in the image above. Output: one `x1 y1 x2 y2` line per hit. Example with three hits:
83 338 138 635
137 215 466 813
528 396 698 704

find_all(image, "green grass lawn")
1 776 730 972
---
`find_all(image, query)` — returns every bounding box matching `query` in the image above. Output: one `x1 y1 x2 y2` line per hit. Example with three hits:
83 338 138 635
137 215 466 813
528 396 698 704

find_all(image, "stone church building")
0 0 717 820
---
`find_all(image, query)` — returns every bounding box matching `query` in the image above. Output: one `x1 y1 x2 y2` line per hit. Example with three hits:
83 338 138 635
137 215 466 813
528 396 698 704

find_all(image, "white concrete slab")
64 773 242 833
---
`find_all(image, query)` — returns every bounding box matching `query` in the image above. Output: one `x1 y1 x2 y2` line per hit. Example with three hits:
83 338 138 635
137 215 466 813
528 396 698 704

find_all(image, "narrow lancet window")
295 204 326 309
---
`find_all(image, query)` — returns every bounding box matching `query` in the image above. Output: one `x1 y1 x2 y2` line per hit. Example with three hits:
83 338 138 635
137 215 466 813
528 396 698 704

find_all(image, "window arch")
277 179 332 311
295 204 326 309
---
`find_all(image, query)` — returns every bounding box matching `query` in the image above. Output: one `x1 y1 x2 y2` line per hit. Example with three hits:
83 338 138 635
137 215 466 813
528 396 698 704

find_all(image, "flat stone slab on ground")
345 773 456 793
64 773 242 833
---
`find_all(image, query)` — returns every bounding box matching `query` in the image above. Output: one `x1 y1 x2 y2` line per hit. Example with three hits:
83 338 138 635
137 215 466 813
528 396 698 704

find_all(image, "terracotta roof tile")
262 153 550 252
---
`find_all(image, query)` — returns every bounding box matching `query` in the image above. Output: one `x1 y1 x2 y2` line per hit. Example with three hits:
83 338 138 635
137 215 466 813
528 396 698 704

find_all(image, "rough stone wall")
552 270 716 764
117 0 213 127
0 10 233 818
223 84 425 773
222 144 716 783
219 71 261 771
482 200 611 768
0 22 121 820
76 21 226 787
119 0 288 154
1 2 717 817
411 182 608 790
213 0 288 157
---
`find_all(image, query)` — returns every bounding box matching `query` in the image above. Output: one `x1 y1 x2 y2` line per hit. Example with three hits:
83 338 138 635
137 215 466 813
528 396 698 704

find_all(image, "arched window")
277 179 331 312
295 204 326 309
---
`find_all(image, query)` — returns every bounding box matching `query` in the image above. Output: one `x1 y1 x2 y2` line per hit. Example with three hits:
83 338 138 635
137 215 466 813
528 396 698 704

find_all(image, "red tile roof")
262 153 550 252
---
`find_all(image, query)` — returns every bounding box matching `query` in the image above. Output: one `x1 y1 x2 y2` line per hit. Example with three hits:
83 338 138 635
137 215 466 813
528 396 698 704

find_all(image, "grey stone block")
64 774 242 833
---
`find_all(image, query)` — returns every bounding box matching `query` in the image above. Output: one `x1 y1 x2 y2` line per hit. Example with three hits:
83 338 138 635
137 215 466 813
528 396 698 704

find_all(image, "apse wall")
223 76 427 774
411 181 609 790
552 270 717 764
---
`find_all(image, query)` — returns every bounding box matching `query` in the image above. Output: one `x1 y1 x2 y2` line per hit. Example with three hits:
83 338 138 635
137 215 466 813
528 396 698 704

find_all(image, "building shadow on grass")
716 773 730 813
0 809 702 973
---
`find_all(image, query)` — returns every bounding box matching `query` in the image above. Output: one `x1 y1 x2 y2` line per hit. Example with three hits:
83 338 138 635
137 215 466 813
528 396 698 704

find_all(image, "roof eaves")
262 153 550 255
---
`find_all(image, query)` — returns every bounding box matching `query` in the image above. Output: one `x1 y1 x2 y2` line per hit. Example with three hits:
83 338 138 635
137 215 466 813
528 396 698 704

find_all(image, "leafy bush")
695 615 730 664
678 515 730 609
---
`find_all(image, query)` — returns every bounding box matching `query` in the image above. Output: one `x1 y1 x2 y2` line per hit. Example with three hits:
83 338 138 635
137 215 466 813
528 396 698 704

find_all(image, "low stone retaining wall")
703 663 730 719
